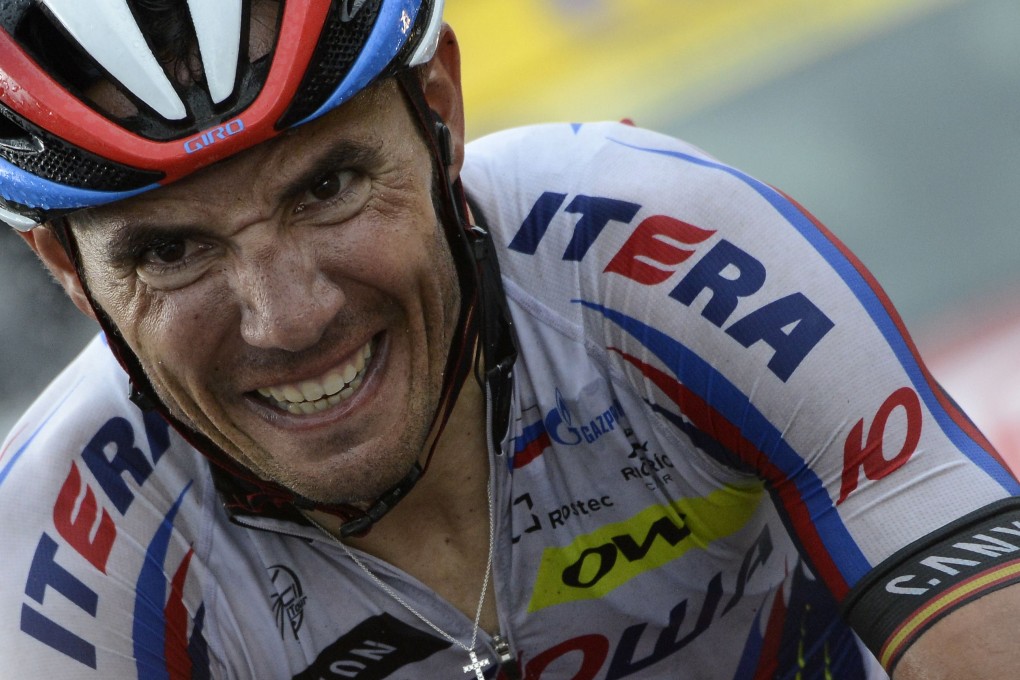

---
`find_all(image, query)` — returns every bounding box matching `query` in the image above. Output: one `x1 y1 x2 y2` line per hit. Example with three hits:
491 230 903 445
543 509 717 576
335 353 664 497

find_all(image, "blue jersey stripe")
576 299 872 586
132 482 192 680
0 378 85 488
609 137 1018 494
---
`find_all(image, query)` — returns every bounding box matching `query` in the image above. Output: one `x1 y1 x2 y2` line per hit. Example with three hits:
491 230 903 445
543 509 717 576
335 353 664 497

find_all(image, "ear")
18 226 97 320
421 24 466 180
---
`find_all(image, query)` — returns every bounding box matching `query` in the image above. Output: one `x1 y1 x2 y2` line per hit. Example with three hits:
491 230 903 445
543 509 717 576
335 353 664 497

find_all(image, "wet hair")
129 0 196 68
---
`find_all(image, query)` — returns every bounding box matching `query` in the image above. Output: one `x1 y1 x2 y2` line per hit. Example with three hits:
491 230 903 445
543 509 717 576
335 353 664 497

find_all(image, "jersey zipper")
484 372 523 680
492 632 522 679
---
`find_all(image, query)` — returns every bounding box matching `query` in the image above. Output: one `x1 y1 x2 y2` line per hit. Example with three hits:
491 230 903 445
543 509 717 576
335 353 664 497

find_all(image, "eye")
295 168 361 214
133 236 216 290
140 237 195 267
310 171 345 201
147 239 187 264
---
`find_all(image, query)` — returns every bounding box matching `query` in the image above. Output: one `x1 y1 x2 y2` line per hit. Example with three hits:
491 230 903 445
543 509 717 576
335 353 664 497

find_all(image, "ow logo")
838 387 923 504
562 515 691 589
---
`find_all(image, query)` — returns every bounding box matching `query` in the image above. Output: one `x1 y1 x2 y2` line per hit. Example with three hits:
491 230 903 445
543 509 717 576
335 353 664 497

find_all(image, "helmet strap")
393 68 517 464
52 217 161 412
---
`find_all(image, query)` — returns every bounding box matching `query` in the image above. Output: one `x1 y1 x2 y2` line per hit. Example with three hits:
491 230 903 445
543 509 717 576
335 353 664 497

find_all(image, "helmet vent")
10 2 266 141
0 114 44 154
276 0 382 129
0 104 164 191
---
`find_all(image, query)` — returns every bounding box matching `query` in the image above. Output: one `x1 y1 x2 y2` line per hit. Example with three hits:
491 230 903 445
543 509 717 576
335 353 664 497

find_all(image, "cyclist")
2 1 1018 677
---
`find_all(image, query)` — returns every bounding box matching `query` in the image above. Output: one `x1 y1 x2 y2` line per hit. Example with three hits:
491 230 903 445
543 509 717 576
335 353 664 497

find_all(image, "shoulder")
0 334 204 508
461 120 791 292
462 120 721 213
461 122 784 349
0 335 220 674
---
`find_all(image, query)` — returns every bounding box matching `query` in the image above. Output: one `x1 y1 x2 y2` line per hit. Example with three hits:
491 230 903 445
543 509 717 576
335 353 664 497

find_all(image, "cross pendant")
462 649 491 679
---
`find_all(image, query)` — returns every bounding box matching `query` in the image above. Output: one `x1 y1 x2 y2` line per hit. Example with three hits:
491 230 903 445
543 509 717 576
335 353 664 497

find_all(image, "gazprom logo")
545 388 581 446
183 118 246 154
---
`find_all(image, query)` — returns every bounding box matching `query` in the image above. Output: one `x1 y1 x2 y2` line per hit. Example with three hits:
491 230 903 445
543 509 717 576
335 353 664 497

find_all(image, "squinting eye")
310 171 344 201
293 168 366 217
137 237 209 272
149 239 187 264
132 236 216 290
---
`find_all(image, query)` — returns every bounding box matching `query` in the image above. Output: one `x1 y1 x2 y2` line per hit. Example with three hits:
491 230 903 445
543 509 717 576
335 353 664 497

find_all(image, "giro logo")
183 118 246 154
340 0 368 22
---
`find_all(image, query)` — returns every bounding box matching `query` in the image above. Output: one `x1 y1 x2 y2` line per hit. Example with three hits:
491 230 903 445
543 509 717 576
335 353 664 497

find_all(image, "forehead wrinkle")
64 209 133 262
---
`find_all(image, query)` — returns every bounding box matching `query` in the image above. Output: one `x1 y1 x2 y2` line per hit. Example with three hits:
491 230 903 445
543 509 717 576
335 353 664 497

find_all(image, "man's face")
71 82 462 504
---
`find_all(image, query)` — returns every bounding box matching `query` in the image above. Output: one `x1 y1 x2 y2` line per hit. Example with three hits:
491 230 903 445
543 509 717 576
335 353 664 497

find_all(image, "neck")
307 370 490 550
304 373 498 632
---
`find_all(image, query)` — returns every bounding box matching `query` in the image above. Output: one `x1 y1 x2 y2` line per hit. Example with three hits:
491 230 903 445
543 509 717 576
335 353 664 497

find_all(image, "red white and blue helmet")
0 0 446 231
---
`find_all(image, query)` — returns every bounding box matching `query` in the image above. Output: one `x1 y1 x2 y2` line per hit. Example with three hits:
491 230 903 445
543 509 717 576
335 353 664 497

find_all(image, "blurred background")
2 0 1018 459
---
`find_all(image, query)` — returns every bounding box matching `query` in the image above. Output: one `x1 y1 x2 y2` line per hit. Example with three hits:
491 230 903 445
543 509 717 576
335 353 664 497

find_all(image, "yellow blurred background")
446 0 962 139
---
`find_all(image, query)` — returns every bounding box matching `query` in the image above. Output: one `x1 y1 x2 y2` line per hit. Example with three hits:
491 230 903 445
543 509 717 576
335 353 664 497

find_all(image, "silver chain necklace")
303 476 497 679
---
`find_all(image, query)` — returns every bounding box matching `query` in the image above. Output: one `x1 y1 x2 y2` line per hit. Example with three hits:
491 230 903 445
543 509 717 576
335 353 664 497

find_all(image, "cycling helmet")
0 0 446 230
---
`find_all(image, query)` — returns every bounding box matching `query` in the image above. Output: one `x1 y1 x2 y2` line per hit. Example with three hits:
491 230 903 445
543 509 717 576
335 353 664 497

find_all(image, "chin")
270 451 420 506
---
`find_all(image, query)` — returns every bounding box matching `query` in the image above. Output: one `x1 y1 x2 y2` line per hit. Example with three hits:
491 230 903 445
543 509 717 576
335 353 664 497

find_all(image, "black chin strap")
52 70 517 538
371 68 516 527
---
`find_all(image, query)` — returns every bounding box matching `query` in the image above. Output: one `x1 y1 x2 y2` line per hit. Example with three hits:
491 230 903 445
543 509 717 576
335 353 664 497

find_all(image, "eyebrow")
100 223 207 267
84 135 387 265
275 137 385 204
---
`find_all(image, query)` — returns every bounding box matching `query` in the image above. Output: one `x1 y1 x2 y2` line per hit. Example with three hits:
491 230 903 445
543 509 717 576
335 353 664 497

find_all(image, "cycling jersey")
3 121 1018 679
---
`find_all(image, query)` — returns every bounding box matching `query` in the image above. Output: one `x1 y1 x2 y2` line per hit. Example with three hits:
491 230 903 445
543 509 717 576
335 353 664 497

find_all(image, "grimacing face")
70 81 463 504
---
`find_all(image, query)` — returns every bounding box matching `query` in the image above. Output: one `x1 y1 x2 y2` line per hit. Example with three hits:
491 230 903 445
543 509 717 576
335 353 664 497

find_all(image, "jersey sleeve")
466 121 1020 672
0 337 230 678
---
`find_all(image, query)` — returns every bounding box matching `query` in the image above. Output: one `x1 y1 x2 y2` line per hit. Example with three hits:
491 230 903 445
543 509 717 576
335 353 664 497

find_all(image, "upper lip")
241 333 378 397
259 340 372 404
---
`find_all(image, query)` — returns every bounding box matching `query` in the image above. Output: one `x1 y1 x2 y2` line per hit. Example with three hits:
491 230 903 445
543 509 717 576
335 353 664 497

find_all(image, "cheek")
316 208 435 294
134 299 244 426
374 226 458 322
107 282 237 388
139 288 235 357
431 229 462 322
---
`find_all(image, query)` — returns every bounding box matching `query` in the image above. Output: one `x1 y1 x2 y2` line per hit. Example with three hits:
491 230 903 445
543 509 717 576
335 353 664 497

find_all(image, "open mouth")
255 339 374 415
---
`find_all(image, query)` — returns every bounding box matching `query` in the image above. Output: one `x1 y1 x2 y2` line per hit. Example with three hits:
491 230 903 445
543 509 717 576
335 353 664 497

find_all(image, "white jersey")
3 122 1018 679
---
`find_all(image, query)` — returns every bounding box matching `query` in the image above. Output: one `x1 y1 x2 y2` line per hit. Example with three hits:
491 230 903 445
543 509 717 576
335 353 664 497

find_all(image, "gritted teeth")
256 340 373 415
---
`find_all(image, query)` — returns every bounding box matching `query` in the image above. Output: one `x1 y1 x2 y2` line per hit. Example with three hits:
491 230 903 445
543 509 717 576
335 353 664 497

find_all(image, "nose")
233 241 345 352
